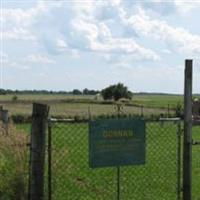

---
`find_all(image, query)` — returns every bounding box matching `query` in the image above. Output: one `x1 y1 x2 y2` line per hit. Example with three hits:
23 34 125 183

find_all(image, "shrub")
11 114 32 124
101 83 132 101
0 122 29 200
12 95 18 101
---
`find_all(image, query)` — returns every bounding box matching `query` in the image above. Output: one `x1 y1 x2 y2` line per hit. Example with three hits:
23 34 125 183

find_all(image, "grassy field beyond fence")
0 94 182 119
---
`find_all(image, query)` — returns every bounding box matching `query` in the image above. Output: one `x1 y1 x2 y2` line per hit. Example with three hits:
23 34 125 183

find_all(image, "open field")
17 121 200 200
3 102 171 118
0 93 184 107
3 93 199 199
0 94 187 118
132 94 184 108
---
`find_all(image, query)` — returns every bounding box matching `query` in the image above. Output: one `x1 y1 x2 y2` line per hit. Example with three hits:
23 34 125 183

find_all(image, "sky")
0 0 200 94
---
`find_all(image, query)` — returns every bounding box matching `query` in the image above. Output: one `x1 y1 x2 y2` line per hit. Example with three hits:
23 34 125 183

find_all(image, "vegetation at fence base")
0 122 29 200
11 114 32 124
12 111 177 124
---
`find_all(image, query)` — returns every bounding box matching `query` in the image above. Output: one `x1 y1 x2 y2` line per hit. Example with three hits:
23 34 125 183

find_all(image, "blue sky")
1 0 200 93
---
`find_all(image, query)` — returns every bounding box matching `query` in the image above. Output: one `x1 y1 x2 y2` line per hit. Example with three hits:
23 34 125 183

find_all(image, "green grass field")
17 121 200 200
3 93 200 199
133 94 184 108
0 94 183 118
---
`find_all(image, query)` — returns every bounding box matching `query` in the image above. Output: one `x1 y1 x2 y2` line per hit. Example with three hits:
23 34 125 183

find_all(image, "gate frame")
47 117 183 200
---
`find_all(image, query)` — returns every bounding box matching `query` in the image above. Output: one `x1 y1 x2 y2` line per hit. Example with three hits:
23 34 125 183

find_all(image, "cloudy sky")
1 0 200 93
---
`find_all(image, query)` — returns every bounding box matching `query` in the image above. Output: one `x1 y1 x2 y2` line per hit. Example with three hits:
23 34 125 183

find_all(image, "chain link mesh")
192 126 200 200
49 120 183 200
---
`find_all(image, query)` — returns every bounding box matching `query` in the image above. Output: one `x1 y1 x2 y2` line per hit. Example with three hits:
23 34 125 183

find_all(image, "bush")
11 114 32 124
101 83 132 101
12 95 18 101
0 122 29 200
175 102 183 117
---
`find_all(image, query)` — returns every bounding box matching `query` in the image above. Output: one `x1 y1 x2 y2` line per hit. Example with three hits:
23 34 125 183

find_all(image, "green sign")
89 118 146 168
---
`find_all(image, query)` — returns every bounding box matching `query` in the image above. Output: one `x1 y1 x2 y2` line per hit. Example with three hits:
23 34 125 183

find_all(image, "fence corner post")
29 103 49 200
183 59 193 200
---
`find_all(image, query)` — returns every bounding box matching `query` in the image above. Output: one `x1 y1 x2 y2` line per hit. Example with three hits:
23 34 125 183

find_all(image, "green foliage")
0 89 7 95
72 89 82 95
101 83 132 101
83 88 99 95
12 95 18 101
11 114 32 123
175 102 183 117
0 124 28 200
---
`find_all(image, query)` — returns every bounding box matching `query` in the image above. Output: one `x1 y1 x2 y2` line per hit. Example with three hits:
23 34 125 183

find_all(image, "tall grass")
0 122 29 200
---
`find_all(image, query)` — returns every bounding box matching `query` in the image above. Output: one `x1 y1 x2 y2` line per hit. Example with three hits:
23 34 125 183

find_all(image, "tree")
0 89 6 95
83 88 89 95
83 88 99 95
101 83 132 101
72 89 82 95
12 95 18 101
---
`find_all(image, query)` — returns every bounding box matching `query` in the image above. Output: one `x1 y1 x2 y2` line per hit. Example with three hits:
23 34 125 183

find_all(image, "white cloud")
9 62 31 70
120 0 200 16
174 1 200 13
162 49 172 54
2 1 62 41
71 18 159 60
1 52 9 63
3 28 36 41
2 0 200 66
24 54 56 64
123 8 200 56
2 1 159 62
56 39 68 49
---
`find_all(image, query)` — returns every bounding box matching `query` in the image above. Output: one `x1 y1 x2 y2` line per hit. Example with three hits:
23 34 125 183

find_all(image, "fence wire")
48 119 183 200
0 122 29 200
192 126 200 200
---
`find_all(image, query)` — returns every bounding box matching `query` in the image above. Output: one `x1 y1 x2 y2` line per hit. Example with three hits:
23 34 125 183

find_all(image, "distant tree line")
0 88 100 95
0 83 132 101
72 88 100 95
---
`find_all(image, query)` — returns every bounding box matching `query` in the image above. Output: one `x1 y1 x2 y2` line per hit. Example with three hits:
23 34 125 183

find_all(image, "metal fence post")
183 59 193 200
29 103 49 200
116 104 121 200
48 120 52 200
177 121 182 200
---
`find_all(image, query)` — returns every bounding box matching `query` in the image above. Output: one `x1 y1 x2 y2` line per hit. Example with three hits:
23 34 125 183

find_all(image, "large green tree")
101 83 132 101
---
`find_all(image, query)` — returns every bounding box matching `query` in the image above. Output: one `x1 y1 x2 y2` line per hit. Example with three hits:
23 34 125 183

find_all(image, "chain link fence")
1 113 198 200
192 126 200 200
47 119 183 200
0 121 29 200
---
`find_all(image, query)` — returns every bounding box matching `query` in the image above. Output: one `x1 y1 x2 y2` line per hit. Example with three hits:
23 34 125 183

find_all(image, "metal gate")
46 118 183 200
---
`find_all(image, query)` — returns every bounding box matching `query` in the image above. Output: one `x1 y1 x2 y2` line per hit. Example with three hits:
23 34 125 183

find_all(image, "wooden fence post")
29 103 49 200
183 59 193 200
